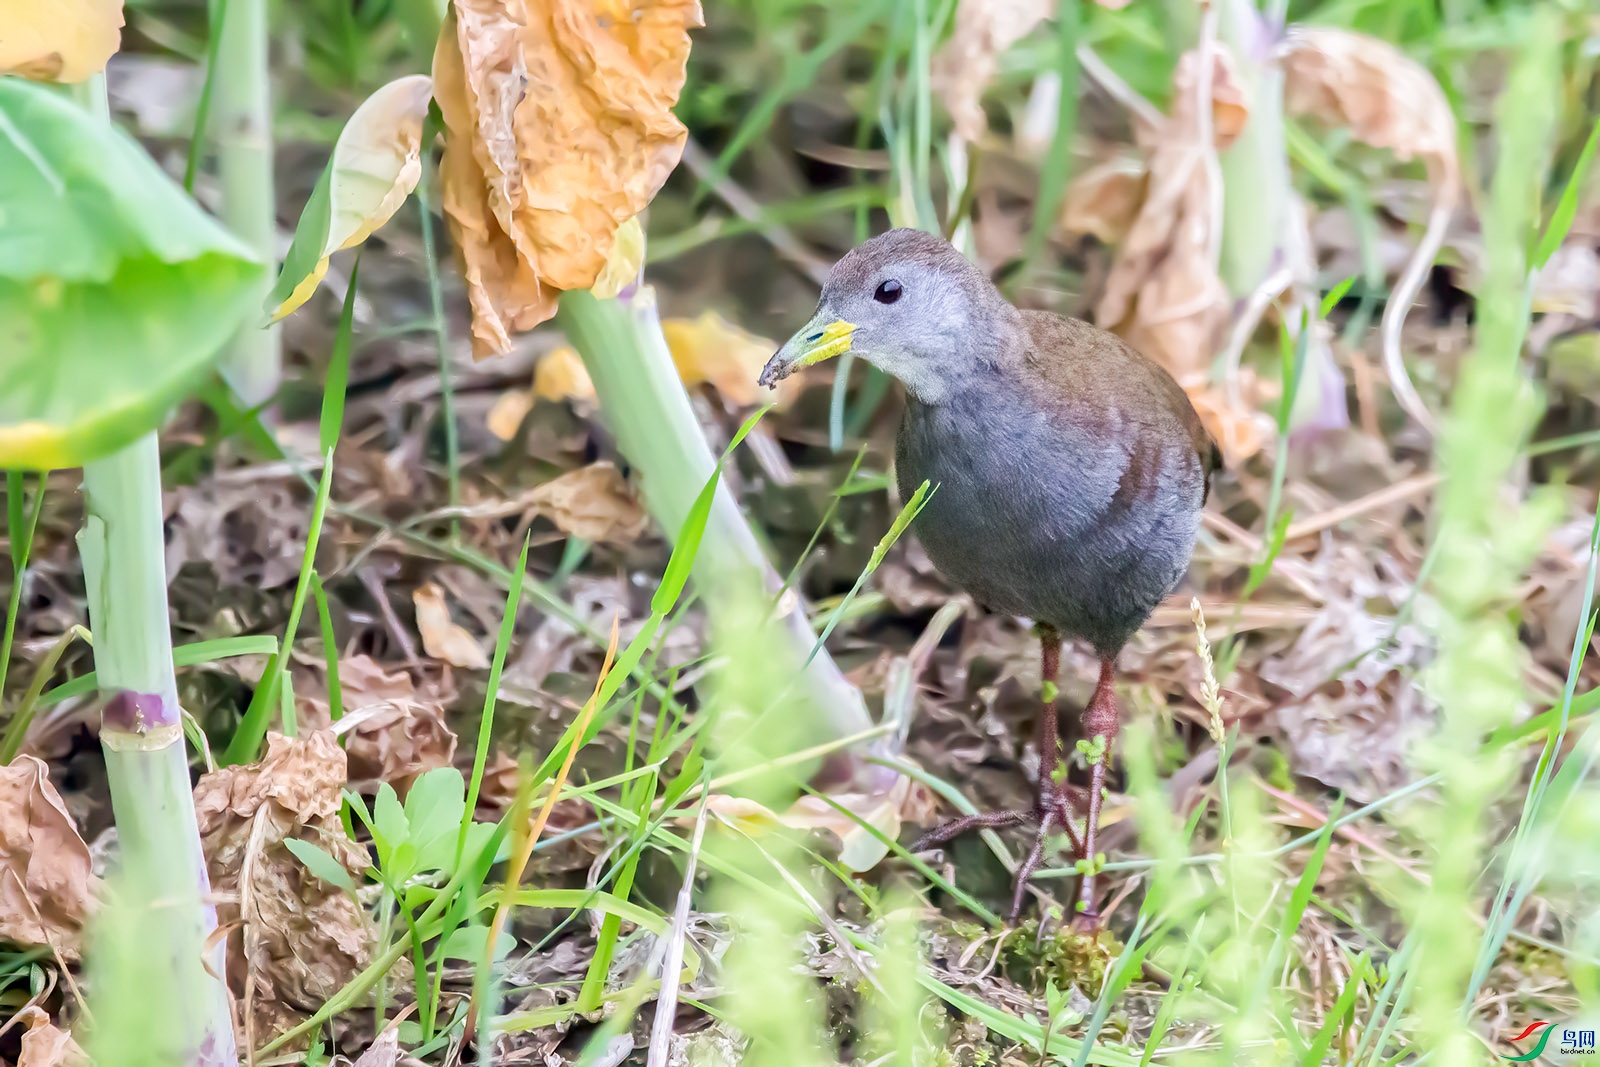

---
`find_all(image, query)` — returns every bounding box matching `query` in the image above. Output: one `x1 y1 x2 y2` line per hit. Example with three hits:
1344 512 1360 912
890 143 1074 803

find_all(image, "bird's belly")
896 409 1199 654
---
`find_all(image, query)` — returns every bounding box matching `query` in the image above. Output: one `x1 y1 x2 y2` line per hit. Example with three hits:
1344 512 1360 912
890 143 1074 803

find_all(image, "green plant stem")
1216 0 1287 299
79 433 236 1067
214 0 280 406
556 289 872 753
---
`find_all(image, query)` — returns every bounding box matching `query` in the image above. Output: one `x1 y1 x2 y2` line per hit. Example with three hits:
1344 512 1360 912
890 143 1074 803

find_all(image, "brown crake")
759 229 1219 925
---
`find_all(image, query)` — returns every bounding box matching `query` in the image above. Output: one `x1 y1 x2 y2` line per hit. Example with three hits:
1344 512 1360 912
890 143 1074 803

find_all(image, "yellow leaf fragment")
661 310 792 407
486 388 536 440
0 756 95 957
435 0 703 358
1281 26 1459 195
592 216 645 300
412 583 491 669
527 461 649 543
533 346 596 404
932 0 1053 142
0 0 123 82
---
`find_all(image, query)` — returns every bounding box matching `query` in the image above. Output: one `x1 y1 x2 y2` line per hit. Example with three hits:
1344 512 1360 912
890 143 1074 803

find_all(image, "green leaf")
372 782 411 876
438 923 515 964
319 250 360 455
1534 116 1600 271
0 79 265 470
266 75 432 320
283 838 360 896
405 767 467 873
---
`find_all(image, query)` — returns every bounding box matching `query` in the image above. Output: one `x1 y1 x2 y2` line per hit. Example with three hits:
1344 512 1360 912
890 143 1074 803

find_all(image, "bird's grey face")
759 230 1000 405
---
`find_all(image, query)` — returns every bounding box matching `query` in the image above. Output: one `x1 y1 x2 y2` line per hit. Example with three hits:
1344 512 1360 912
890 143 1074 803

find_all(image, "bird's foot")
911 782 1093 921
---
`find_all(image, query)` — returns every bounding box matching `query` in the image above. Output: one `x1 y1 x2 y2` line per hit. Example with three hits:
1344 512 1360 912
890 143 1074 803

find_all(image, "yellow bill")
758 317 856 387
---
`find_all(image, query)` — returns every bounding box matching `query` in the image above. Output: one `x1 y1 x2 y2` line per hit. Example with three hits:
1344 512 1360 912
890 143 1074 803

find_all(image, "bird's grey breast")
894 384 1202 652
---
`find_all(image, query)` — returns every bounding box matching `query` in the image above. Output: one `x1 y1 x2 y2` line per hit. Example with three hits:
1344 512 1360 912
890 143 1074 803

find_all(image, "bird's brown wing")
1017 310 1221 501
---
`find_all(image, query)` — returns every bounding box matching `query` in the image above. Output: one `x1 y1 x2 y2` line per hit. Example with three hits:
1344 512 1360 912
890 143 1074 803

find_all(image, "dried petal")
194 733 376 1045
1281 26 1459 194
932 0 1053 142
435 0 703 356
528 461 649 543
434 6 557 358
0 0 123 82
0 756 95 955
413 582 491 669
14 1007 88 1067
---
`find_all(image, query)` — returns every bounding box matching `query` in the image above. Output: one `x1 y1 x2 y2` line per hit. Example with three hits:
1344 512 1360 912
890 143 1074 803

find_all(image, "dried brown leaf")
932 0 1053 142
1059 158 1148 244
1184 380 1273 467
0 0 123 82
528 461 649 544
1281 26 1459 194
1095 45 1245 380
14 1007 87 1067
305 656 458 795
0 755 94 955
434 0 703 357
413 582 491 669
194 733 376 1045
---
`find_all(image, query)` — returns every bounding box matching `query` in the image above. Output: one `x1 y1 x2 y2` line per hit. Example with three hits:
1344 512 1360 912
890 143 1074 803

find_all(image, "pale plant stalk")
556 289 872 750
1410 14 1564 1060
214 0 281 406
68 77 236 1067
79 433 237 1067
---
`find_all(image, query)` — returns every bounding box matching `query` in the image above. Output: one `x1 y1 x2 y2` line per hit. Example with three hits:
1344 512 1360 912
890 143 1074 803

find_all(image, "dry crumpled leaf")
413 582 491 669
1280 25 1458 195
194 732 375 1044
302 656 458 795
13 1007 88 1067
700 766 937 873
528 461 649 544
268 74 434 320
0 0 123 82
1096 46 1248 383
434 0 703 357
1184 374 1275 467
0 755 95 955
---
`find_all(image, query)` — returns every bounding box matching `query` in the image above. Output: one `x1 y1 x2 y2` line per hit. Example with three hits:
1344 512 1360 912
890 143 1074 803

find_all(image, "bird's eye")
874 279 903 304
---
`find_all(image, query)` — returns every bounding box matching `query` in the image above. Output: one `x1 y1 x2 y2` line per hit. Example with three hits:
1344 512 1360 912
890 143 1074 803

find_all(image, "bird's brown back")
1014 311 1221 501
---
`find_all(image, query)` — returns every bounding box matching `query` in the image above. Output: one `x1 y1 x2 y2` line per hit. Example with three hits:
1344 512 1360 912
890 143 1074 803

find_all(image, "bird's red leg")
1072 656 1120 929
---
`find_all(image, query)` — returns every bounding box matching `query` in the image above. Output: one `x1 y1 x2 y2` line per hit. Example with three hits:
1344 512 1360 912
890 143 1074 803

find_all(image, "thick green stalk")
556 289 872 752
1216 0 1286 299
214 0 280 406
79 433 235 1066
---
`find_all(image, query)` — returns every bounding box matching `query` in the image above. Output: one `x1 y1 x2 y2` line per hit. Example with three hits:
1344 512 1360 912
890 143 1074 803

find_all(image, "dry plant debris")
193 732 376 1044
433 0 703 356
0 755 95 956
11 1006 88 1067
301 655 459 795
413 582 492 669
933 0 1053 143
526 461 650 543
0 0 122 82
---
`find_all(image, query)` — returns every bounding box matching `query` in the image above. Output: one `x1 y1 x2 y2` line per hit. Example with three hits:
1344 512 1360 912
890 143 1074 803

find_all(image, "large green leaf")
0 78 264 470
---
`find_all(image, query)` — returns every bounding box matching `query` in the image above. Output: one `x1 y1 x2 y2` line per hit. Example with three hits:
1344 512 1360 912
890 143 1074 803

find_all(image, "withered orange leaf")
434 0 703 358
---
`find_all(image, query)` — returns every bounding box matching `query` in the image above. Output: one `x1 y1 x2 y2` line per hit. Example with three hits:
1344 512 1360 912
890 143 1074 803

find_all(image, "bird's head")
759 229 1015 404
